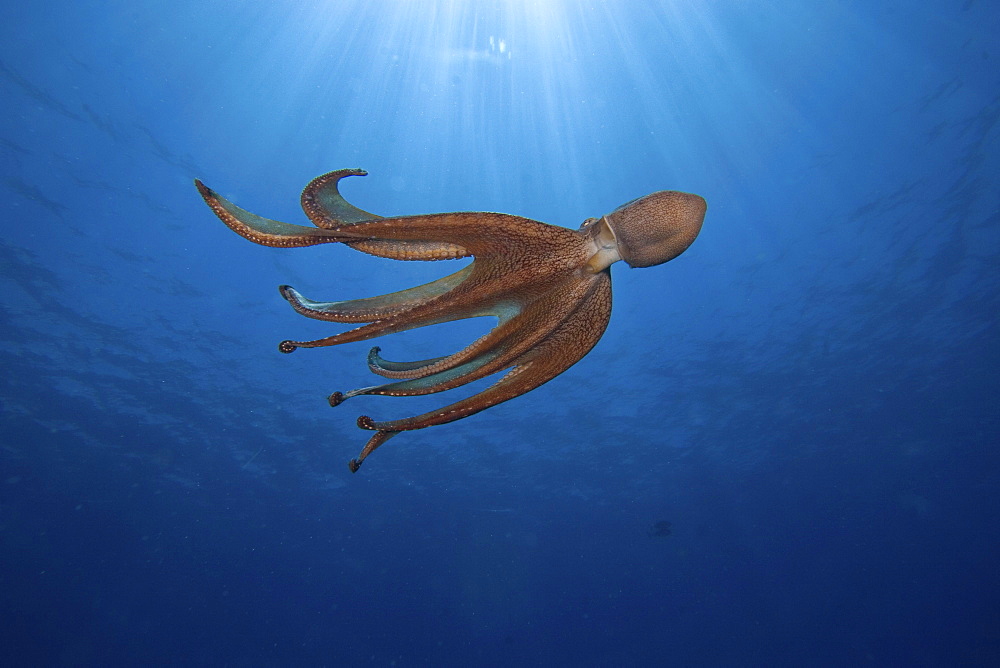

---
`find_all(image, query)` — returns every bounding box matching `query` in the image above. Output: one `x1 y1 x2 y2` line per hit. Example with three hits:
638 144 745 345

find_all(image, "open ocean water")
1 1 998 665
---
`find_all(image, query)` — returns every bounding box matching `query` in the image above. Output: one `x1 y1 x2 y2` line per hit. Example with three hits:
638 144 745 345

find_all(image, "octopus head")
604 190 707 268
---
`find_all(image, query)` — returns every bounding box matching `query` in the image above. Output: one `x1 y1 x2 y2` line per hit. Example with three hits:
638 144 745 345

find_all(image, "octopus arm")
321 211 583 259
194 180 340 248
277 264 474 323
198 174 581 265
298 171 464 260
197 174 470 260
346 271 612 471
307 171 472 260
332 352 505 405
274 275 505 353
344 238 470 261
334 313 553 401
298 168 381 227
367 347 451 374
356 274 601 384
300 170 583 258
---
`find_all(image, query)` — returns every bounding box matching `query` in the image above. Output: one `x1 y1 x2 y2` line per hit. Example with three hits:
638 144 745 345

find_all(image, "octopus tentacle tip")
348 458 363 473
357 415 377 430
278 341 298 354
328 391 345 407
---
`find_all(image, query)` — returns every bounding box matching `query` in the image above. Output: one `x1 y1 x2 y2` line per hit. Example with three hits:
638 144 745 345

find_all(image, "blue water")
2 1 998 665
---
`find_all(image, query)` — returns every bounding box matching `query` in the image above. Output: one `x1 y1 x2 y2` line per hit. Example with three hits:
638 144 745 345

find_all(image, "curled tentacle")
299 169 380 228
364 332 494 381
348 430 399 472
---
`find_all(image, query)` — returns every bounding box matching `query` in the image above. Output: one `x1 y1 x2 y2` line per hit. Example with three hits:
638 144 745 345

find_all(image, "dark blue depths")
1 1 998 666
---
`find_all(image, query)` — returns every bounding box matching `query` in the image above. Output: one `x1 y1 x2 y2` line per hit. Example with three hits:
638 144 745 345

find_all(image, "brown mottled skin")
195 169 706 471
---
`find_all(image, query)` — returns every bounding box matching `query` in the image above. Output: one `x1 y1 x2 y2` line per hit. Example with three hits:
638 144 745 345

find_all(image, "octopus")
195 169 705 472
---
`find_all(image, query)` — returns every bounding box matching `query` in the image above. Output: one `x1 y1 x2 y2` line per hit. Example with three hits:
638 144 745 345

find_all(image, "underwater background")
1 1 998 665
